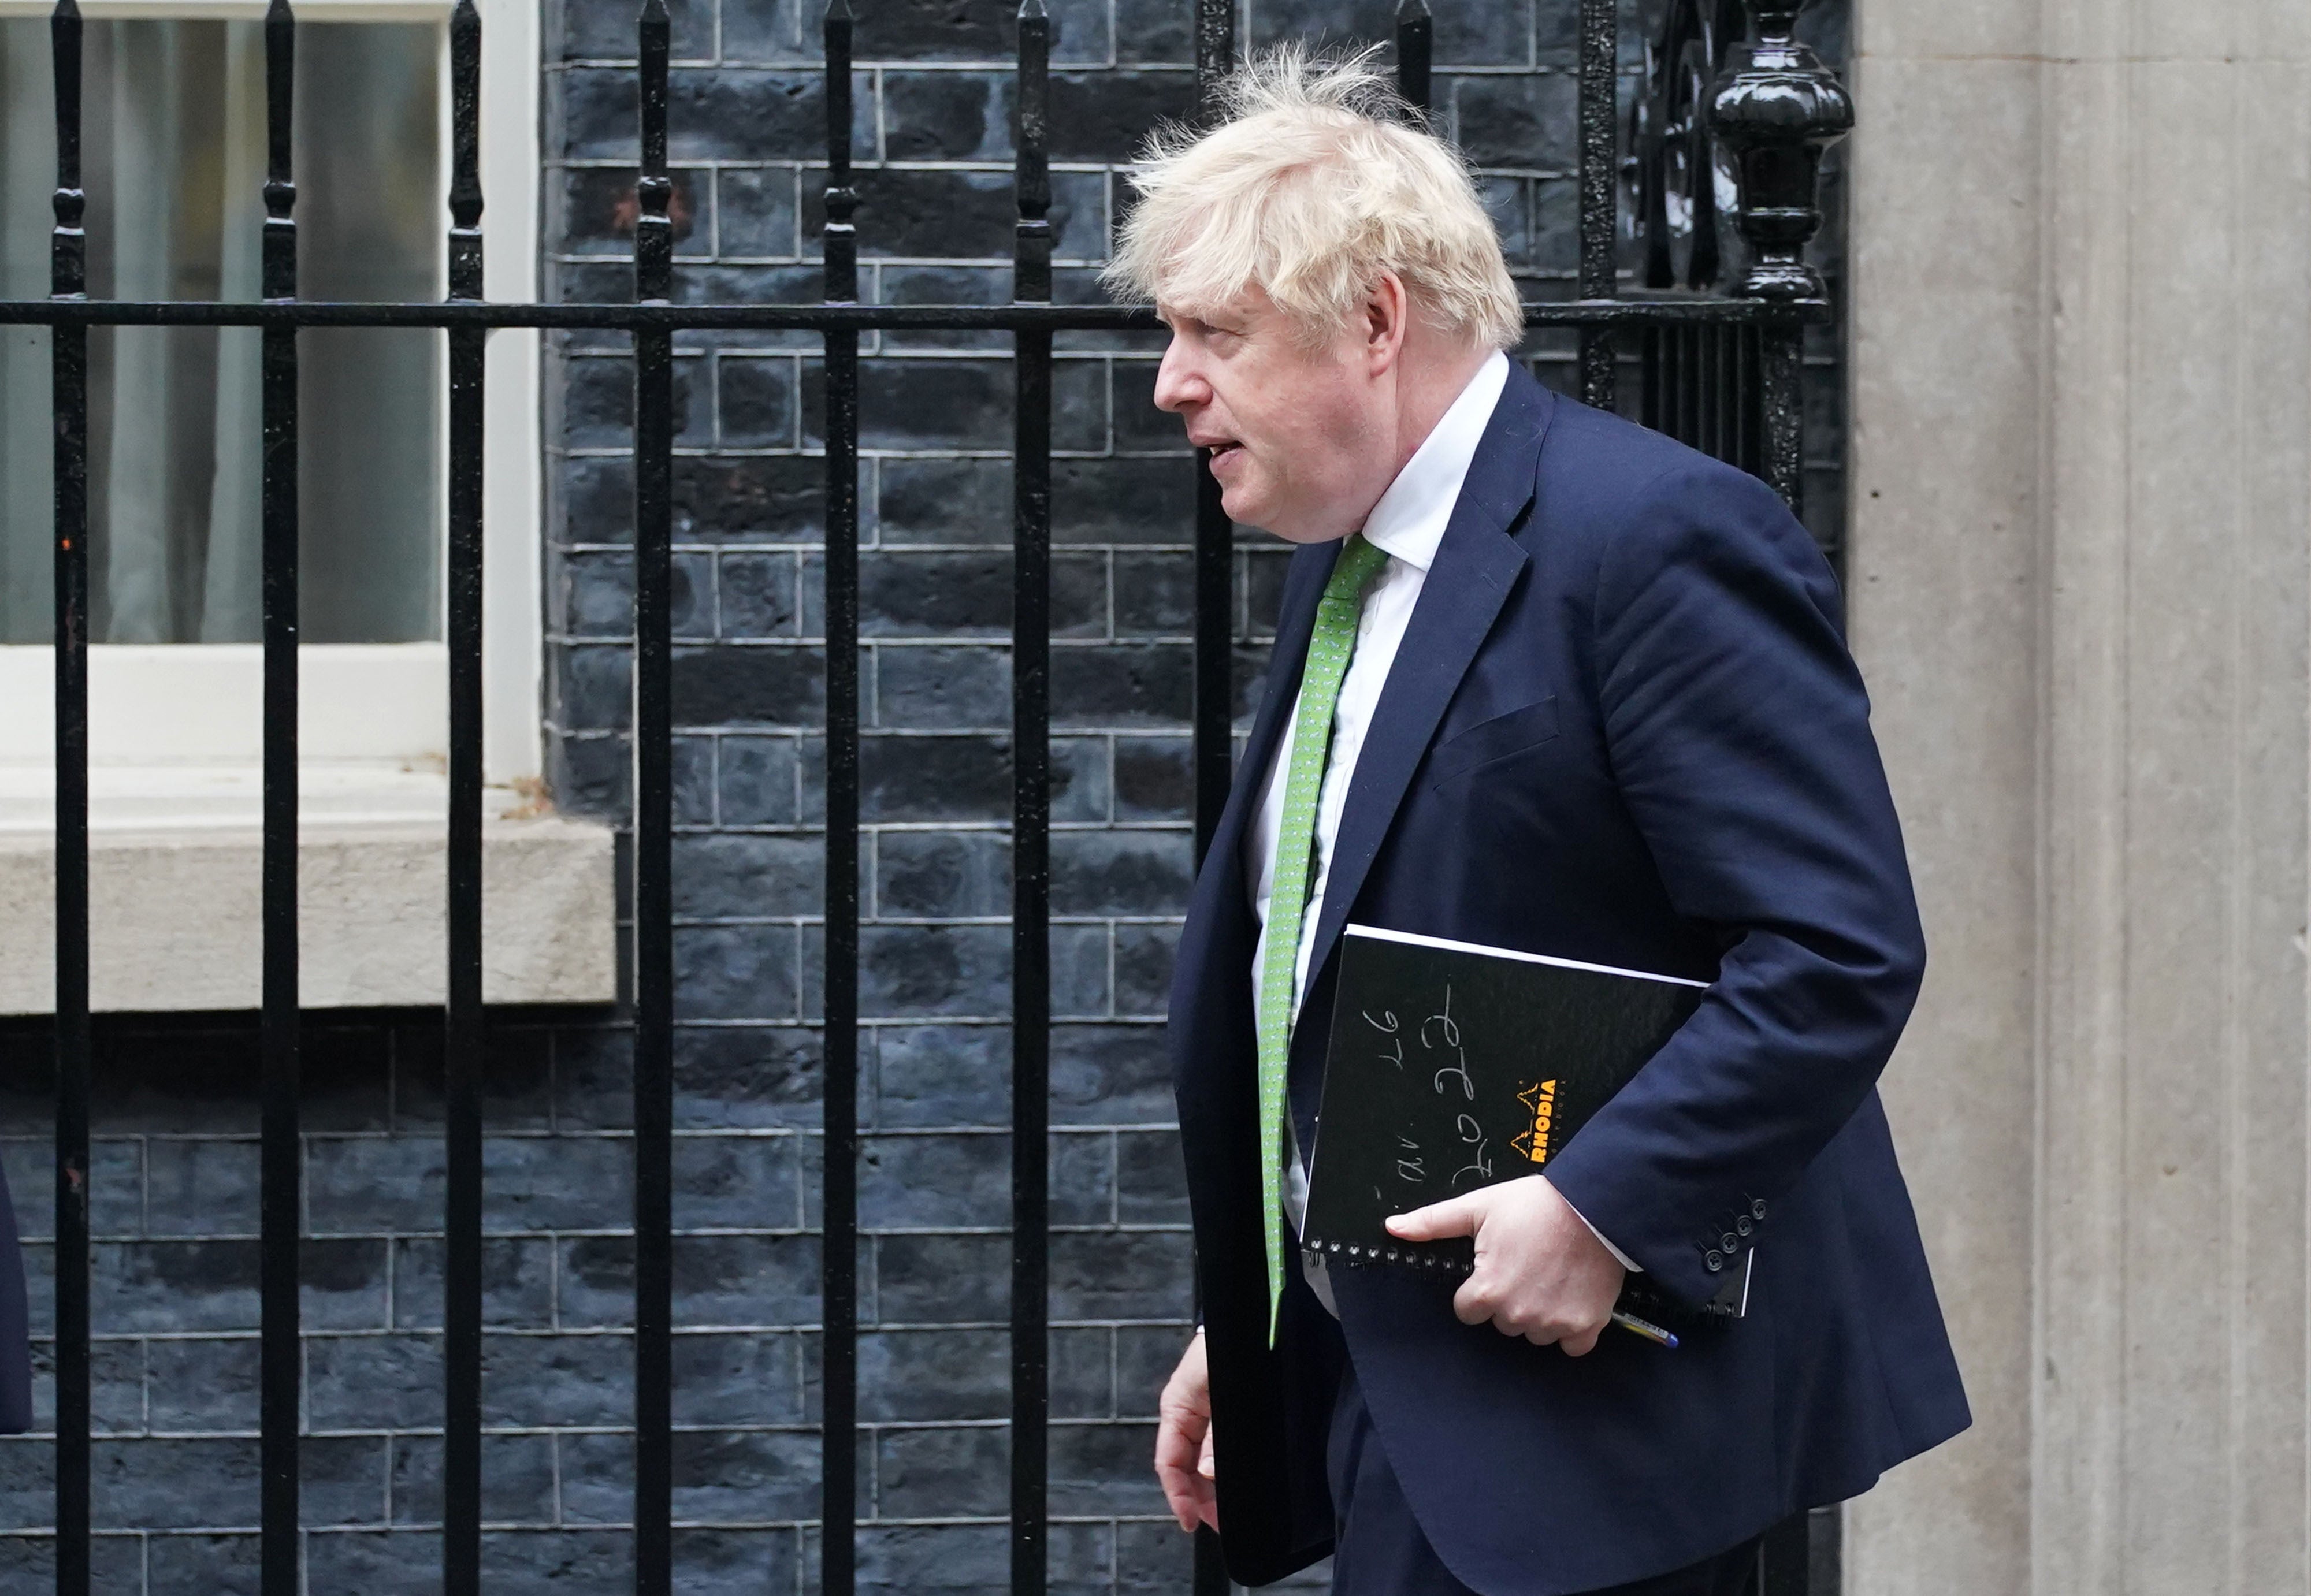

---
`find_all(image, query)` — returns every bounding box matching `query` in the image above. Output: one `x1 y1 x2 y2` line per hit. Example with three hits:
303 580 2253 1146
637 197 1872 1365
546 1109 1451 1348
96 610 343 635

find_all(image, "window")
0 0 543 783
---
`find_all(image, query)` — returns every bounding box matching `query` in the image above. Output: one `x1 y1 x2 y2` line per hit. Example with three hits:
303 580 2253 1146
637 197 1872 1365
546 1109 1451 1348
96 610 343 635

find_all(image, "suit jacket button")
1752 1198 1767 1219
1736 1216 1753 1237
1704 1250 1724 1273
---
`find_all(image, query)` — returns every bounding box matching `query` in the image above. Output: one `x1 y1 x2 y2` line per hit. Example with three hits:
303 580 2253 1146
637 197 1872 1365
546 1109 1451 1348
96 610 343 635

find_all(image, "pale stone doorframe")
1846 1 2311 1592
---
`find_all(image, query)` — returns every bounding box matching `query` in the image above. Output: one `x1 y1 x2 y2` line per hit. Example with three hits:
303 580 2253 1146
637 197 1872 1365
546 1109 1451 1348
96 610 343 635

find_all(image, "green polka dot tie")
1255 533 1392 1341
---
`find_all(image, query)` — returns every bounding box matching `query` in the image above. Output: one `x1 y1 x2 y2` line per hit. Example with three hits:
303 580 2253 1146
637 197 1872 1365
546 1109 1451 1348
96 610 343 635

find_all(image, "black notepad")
1302 924 1710 1290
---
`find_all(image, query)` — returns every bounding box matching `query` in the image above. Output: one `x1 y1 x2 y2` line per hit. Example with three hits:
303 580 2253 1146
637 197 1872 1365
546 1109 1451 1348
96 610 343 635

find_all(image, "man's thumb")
1385 1192 1483 1241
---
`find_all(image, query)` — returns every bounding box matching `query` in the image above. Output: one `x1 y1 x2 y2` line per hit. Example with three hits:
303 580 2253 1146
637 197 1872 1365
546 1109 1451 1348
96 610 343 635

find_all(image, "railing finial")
1710 0 1851 299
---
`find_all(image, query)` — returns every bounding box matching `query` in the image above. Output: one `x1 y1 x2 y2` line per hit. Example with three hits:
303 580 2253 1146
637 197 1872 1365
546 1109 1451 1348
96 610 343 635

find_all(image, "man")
1102 50 1970 1596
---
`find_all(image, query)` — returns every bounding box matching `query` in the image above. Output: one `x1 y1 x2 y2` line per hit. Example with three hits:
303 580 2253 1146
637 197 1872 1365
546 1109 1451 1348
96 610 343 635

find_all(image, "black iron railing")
8 0 1848 1591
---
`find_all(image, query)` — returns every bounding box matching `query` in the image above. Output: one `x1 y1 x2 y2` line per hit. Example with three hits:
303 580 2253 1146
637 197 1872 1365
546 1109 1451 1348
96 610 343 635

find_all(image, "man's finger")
1198 1423 1216 1480
1451 1271 1493 1326
1559 1325 1602 1357
1386 1191 1487 1241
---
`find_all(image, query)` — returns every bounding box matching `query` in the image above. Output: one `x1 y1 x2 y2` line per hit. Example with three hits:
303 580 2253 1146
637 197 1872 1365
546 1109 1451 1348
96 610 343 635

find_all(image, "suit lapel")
1296 369 1556 996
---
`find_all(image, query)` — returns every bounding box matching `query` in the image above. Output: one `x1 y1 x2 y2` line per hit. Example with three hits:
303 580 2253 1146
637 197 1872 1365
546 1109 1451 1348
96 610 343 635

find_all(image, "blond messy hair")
1102 47 1523 352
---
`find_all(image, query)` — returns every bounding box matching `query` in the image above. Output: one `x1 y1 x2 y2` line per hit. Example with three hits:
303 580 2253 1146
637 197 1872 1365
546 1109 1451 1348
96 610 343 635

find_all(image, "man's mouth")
1205 440 1243 469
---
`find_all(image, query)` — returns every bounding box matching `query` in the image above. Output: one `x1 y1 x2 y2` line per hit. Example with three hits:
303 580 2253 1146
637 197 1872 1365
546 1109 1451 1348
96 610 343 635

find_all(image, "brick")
674 1133 803 1231
1110 361 1186 452
304 1433 394 1527
715 549 804 639
547 730 628 817
1050 1131 1116 1226
94 1240 258 1334
670 1428 822 1523
1114 1130 1188 1226
561 70 825 162
872 1233 1008 1325
1050 1420 1163 1515
1114 1326 1188 1419
872 1025 1009 1129
876 830 1010 919
485 1136 636 1234
1113 1519 1197 1590
1052 923 1112 1018
1110 738 1188 823
307 1333 445 1431
857 1521 1006 1592
1053 643 1192 728
391 1236 556 1330
874 643 1010 729
475 1528 633 1594
388 1431 555 1526
718 734 801 825
1050 1026 1174 1128
146 1334 258 1431
863 550 1012 638
849 0 1105 61
878 1424 1007 1519
480 1330 631 1428
1113 922 1178 1017
1053 457 1195 545
862 733 1009 822
647 1233 823 1327
879 458 1013 545
1048 73 1197 163
1452 72 1581 170
144 1531 262 1593
559 0 711 58
1114 0 1191 62
674 1527 803 1594
555 166 711 258
860 1133 1008 1230
1112 551 1194 638
560 351 707 449
92 1436 258 1530
859 1327 1006 1422
1052 829 1192 916
717 356 799 449
1049 1324 1113 1420
1243 0 1395 51
719 0 808 62
674 455 824 542
1050 1230 1192 1322
715 167 801 259
674 831 823 918
885 70 1013 162
861 924 1009 1020
307 1136 444 1236
675 924 802 1021
673 643 824 728
548 641 630 733
675 1025 825 1130
671 1330 806 1427
675 734 716 825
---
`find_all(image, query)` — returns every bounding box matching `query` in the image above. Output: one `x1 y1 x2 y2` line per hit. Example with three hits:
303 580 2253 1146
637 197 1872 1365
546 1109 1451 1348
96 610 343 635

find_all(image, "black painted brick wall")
0 1 1844 1591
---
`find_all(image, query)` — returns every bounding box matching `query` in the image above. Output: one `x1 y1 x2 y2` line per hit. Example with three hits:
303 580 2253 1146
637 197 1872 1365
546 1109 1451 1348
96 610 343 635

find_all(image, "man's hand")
1153 1331 1219 1533
1385 1175 1624 1354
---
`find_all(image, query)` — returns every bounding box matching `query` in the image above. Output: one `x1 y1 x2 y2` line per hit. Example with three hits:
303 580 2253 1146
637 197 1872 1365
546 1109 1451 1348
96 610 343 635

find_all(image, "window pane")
0 19 442 646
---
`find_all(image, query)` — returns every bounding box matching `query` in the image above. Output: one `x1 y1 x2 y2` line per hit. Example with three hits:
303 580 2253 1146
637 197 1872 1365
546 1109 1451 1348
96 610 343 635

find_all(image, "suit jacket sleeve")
1537 459 1927 1309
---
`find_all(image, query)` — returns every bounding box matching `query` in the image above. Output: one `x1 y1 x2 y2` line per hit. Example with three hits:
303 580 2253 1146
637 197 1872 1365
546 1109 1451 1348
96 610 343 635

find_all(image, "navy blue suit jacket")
1168 364 1968 1594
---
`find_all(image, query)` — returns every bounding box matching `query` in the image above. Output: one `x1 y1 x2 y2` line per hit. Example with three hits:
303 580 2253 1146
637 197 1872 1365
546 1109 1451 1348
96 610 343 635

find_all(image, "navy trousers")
1326 1359 1761 1596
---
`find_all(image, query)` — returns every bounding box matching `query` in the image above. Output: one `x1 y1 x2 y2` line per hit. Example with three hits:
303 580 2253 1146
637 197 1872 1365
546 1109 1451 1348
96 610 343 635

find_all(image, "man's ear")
1362 271 1411 374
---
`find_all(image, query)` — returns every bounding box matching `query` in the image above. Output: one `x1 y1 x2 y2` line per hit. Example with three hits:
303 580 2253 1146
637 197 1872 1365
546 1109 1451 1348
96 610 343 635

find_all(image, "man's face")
1151 286 1396 545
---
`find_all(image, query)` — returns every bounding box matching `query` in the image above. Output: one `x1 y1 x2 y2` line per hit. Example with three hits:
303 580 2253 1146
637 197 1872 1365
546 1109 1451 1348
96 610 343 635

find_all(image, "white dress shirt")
1242 351 1640 1288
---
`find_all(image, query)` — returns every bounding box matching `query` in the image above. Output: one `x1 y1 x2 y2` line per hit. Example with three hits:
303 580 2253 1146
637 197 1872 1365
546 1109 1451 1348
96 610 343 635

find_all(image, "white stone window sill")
0 762 617 1015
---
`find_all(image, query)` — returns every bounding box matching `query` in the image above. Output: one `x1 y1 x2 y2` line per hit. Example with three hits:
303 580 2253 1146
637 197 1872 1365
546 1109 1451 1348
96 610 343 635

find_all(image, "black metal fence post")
631 3 678 1588
46 5 90 1592
819 3 863 1589
1576 0 1617 407
1009 6 1054 1593
256 5 303 1590
442 0 488 1587
1712 0 1851 512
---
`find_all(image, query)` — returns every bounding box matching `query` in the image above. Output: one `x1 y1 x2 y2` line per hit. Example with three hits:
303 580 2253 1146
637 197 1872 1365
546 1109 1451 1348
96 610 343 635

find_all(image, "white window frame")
0 0 543 786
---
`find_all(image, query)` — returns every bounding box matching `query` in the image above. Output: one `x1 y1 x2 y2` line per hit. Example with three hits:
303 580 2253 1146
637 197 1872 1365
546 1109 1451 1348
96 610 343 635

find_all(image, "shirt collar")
1358 349 1511 574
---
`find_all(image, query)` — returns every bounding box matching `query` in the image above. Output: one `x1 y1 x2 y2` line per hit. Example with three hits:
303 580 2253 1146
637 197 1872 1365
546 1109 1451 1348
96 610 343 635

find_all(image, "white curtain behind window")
0 20 440 648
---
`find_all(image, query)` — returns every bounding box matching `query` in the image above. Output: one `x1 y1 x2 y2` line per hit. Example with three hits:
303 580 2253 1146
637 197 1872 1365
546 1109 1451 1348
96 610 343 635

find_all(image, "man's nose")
1152 337 1206 414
